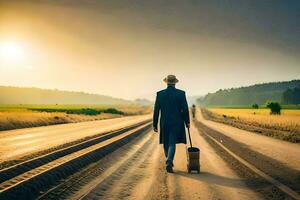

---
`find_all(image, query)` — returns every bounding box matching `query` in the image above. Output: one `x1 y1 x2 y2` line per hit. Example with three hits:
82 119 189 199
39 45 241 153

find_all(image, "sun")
0 41 25 65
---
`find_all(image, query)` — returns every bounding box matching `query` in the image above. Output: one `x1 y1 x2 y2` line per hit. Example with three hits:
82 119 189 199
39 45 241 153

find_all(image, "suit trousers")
163 131 176 165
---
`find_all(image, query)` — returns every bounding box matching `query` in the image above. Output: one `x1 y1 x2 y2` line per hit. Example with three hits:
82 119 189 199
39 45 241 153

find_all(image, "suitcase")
186 127 200 173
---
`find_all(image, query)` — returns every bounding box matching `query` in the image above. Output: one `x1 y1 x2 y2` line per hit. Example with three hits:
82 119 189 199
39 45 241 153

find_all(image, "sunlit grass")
209 108 300 116
0 104 151 131
0 104 151 114
208 108 300 133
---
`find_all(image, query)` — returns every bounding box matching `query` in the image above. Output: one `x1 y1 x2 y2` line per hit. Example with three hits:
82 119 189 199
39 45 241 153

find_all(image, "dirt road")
197 110 300 171
0 115 151 164
63 122 261 200
2 111 299 199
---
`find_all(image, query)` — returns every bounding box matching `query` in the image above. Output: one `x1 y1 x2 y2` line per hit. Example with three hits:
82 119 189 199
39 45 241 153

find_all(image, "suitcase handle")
187 127 193 148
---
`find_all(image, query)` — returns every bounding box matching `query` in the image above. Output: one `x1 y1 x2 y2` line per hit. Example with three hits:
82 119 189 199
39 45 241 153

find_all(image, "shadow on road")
174 170 251 189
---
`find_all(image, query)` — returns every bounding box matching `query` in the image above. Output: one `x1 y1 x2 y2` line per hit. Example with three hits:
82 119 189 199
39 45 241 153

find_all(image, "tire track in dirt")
171 122 261 200
80 132 158 200
145 154 170 200
77 131 179 200
194 119 299 199
38 129 153 200
41 121 263 200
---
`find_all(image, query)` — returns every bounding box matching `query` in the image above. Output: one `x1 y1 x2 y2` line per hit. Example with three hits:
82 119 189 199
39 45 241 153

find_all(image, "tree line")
197 80 300 106
282 85 300 104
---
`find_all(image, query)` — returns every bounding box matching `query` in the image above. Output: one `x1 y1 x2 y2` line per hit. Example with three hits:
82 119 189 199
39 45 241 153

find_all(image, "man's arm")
182 92 190 128
153 93 160 132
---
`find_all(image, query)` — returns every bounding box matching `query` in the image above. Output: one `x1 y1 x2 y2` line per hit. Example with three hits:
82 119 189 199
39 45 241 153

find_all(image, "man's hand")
153 127 158 132
186 123 190 129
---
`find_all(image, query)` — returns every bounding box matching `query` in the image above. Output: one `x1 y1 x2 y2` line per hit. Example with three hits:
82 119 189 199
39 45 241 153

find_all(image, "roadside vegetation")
265 101 281 115
252 103 259 109
201 107 300 143
0 104 151 131
29 108 125 115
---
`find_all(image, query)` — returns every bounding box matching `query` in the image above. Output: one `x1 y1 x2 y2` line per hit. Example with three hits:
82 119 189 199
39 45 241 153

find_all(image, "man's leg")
163 142 168 158
165 131 176 173
166 143 176 166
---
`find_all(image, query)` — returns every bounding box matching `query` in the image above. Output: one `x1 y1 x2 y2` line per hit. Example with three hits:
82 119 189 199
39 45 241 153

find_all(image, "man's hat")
163 75 179 84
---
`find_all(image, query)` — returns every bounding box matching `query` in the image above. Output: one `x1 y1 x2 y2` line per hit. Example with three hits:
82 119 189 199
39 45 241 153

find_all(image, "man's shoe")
166 161 174 167
166 164 173 173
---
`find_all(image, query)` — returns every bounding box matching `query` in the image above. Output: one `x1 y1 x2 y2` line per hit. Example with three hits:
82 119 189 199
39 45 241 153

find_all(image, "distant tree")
282 86 300 104
252 104 259 109
265 101 281 115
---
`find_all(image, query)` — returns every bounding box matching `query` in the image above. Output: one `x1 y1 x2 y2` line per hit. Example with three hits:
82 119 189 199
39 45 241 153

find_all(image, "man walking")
192 104 196 119
153 75 190 173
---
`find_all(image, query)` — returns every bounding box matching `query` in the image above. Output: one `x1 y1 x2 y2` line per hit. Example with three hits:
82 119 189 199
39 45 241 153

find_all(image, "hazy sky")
0 0 300 100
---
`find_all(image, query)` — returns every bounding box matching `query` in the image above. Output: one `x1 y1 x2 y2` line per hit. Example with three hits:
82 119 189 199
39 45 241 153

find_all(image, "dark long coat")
153 86 190 144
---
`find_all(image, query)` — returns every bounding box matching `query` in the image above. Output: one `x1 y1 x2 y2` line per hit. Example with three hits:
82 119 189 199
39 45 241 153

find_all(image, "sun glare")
0 41 25 65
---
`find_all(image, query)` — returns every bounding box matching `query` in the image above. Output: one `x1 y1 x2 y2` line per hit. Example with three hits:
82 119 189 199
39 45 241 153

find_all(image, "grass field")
209 108 300 122
0 104 151 131
0 104 151 114
202 108 300 143
205 105 300 110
